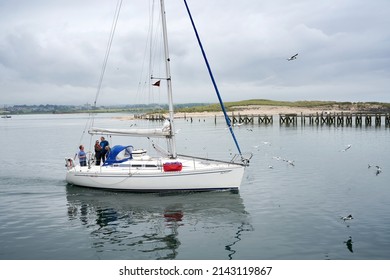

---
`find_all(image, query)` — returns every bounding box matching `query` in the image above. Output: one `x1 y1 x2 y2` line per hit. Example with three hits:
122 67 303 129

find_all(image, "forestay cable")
182 0 244 160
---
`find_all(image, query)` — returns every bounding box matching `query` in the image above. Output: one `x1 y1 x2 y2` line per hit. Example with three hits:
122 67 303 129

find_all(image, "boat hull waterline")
66 158 245 192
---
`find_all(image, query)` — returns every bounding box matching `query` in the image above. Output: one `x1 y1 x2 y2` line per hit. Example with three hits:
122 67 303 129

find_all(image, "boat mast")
160 0 177 158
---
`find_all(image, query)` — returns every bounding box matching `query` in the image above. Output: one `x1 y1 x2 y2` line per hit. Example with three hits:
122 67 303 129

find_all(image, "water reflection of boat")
65 186 252 260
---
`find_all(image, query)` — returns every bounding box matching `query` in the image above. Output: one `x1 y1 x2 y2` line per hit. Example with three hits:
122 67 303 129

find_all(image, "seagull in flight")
287 53 298 61
341 214 354 221
376 165 382 175
340 144 352 152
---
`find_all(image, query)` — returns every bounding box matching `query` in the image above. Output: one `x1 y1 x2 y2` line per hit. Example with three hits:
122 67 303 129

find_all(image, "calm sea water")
1 113 389 260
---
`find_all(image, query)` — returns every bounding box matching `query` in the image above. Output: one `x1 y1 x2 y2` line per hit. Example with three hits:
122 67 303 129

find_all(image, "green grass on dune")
173 99 390 113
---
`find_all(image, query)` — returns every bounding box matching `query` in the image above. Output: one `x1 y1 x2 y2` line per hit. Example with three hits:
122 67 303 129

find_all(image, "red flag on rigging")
152 80 161 87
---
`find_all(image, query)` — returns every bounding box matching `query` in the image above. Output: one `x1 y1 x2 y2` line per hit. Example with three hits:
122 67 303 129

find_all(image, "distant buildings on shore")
1 104 94 114
0 102 208 115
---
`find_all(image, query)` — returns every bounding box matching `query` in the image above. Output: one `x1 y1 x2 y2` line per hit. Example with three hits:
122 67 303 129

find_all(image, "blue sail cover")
103 145 133 166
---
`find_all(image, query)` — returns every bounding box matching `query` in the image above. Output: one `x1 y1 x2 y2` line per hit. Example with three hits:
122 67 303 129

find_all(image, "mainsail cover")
89 120 171 138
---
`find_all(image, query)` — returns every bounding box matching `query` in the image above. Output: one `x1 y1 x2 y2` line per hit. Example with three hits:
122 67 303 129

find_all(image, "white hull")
66 156 245 192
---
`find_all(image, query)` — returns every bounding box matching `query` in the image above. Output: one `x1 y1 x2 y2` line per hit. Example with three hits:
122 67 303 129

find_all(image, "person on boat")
78 145 87 166
100 137 109 163
104 145 111 160
94 140 102 165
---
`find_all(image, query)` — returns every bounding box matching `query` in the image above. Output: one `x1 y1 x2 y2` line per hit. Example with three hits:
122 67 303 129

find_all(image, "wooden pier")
135 114 166 121
279 114 298 125
135 112 390 127
228 112 390 127
179 113 274 125
280 112 390 127
231 113 273 125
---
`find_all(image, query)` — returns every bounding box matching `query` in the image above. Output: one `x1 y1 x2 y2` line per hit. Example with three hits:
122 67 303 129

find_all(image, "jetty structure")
133 100 390 127
279 112 390 126
139 112 390 127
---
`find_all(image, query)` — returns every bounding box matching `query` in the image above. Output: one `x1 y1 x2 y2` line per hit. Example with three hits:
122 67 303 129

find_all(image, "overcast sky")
1 0 389 106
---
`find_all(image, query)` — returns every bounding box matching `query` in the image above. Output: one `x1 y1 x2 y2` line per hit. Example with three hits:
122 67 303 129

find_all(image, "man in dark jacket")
100 137 109 163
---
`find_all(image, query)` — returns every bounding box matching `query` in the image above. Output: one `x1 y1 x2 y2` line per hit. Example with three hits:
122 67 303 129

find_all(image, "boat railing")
230 153 252 166
177 154 248 167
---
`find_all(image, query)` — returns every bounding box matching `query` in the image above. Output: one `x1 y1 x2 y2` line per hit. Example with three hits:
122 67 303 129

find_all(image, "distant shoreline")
175 105 346 118
3 100 390 116
115 104 390 120
153 102 390 119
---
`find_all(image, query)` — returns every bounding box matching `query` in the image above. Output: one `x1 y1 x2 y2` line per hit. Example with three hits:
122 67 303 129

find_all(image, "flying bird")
340 144 352 152
287 160 295 166
287 53 298 61
376 166 382 175
281 158 295 166
341 214 354 221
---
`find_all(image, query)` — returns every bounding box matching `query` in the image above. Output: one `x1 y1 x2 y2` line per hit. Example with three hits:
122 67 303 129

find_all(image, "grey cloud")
0 0 389 106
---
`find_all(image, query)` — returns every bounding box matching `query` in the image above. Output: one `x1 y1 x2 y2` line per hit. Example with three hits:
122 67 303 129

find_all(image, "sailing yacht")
65 0 251 191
